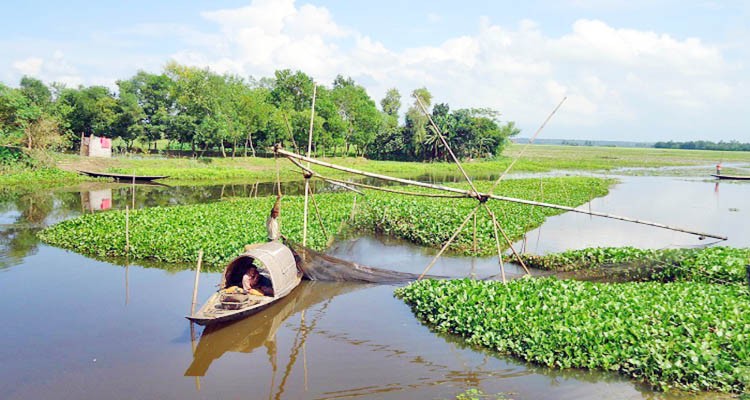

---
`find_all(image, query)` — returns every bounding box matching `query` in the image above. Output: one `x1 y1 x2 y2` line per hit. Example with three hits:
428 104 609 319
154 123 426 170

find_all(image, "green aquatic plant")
518 246 750 284
38 177 614 267
395 278 750 393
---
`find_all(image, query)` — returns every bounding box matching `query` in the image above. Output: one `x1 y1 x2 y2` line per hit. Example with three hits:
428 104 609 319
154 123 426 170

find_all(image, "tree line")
654 140 750 152
0 62 519 161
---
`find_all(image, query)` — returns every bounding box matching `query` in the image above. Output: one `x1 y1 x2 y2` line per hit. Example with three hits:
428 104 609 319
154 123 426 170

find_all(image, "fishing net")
289 243 448 283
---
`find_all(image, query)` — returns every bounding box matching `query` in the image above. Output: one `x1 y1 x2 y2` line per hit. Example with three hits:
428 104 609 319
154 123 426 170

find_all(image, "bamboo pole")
276 148 727 241
131 175 136 209
473 213 477 254
350 195 357 222
482 204 531 275
287 157 364 195
488 97 567 195
302 84 317 249
414 95 479 196
309 185 329 242
125 206 130 253
190 250 204 316
487 207 507 283
419 204 480 280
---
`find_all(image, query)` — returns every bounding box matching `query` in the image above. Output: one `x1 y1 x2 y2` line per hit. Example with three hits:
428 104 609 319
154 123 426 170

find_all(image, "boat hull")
711 174 750 180
77 170 168 181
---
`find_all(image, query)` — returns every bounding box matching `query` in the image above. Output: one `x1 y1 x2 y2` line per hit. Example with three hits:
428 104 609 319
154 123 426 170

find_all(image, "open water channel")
0 173 747 399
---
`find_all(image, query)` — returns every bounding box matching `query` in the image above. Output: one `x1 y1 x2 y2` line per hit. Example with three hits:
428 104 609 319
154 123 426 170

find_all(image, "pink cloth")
100 137 111 149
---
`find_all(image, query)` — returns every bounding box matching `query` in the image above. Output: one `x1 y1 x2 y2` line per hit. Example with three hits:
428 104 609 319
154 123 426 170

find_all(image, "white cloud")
12 57 43 76
1 0 745 141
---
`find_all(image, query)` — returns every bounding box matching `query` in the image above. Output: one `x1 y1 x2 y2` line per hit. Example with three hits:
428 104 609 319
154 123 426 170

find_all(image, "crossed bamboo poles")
276 94 727 283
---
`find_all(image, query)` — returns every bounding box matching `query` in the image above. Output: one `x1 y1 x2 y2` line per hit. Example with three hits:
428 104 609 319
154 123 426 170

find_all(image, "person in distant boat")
243 265 274 296
266 195 285 241
716 163 722 175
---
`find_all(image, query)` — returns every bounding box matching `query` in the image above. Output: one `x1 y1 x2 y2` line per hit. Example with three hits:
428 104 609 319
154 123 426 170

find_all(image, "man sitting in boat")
243 265 274 297
266 195 283 241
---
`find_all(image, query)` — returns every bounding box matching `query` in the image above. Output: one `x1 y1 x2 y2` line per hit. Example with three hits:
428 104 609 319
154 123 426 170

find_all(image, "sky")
1 0 748 142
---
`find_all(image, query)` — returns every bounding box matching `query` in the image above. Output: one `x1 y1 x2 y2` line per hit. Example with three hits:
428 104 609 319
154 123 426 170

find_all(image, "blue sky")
2 0 748 142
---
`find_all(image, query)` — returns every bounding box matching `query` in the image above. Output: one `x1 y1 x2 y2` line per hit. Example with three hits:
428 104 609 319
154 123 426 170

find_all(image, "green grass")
11 144 739 187
38 177 614 267
395 278 750 393
0 164 92 186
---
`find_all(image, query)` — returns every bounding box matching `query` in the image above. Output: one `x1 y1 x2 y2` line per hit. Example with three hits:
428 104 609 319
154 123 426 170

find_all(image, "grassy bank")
395 278 750 393
21 144 744 186
38 177 613 267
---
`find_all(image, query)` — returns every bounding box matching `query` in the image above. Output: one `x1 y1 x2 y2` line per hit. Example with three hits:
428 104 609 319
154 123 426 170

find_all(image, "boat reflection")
185 281 364 378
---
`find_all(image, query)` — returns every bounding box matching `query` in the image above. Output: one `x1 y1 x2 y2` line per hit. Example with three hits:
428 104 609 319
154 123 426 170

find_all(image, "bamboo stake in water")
125 206 130 254
190 250 204 316
132 174 135 209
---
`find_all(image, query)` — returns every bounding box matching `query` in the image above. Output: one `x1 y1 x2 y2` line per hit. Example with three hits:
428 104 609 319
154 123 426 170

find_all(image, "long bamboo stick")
276 148 727 241
299 170 462 198
125 206 130 253
415 95 479 196
418 205 480 280
482 204 531 275
309 185 329 241
302 84 317 248
287 157 364 195
488 97 566 195
486 206 507 283
191 250 204 316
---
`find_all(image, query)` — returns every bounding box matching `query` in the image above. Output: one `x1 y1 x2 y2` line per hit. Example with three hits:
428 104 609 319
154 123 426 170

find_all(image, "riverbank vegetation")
0 146 91 186
655 140 750 152
1 66 517 162
395 277 750 393
38 177 613 267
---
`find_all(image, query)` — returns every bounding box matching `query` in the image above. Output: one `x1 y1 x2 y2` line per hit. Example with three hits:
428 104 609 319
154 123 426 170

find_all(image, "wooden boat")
185 281 363 377
186 241 303 326
77 170 169 181
711 174 750 181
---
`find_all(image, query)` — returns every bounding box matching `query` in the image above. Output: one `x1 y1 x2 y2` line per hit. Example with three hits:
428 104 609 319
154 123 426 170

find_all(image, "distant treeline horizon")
0 63 520 161
514 138 750 152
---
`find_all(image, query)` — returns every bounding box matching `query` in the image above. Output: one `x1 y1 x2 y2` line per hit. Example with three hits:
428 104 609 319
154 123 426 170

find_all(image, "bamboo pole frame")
419 204 480 280
414 95 480 196
275 148 727 241
488 97 567 195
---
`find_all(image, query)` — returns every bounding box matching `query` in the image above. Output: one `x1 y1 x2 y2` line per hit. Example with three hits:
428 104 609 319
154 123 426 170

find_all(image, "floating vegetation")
518 246 750 284
38 177 613 267
351 178 613 255
395 278 750 393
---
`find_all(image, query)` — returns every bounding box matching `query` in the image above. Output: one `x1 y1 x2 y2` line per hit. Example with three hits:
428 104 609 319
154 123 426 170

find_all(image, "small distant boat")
77 170 168 181
187 241 303 327
710 174 750 181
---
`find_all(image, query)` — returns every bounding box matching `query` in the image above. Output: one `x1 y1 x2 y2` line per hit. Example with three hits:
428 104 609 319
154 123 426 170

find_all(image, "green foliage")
352 178 613 256
39 193 353 268
395 278 750 393
519 246 750 284
38 177 614 266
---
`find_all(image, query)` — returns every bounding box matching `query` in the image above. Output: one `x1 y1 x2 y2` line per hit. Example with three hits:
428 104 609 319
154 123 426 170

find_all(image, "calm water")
0 175 745 399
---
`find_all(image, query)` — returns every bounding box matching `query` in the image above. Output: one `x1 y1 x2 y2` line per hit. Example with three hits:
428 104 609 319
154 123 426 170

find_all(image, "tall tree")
331 75 381 156
380 88 401 117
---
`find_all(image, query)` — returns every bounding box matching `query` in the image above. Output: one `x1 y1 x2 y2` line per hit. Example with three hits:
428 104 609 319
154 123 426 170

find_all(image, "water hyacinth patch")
519 246 750 284
395 278 750 393
351 177 613 255
38 177 614 267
